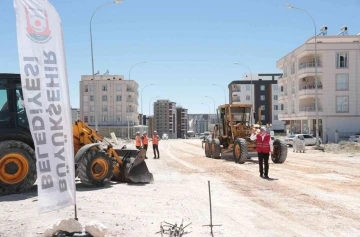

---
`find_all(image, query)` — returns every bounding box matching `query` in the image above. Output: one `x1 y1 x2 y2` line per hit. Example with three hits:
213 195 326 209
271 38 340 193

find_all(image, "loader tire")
233 138 248 164
211 139 221 159
271 139 288 164
205 138 212 158
77 150 114 187
0 141 36 195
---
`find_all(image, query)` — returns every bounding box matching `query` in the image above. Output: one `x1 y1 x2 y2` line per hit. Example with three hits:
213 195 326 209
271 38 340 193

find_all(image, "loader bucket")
115 148 154 183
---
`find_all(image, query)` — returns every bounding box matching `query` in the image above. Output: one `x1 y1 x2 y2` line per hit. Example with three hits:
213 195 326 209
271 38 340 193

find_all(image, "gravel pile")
324 141 360 153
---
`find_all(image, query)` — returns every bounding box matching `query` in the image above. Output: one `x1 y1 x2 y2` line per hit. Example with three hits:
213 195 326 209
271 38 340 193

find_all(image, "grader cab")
204 104 287 164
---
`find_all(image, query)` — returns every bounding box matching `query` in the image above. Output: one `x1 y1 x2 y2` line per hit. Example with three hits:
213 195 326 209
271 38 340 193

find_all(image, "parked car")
283 134 322 146
349 132 360 142
162 133 168 140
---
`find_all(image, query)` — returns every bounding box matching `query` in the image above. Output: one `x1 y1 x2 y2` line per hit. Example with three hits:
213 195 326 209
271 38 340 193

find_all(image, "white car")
162 133 168 140
349 133 360 142
284 134 322 146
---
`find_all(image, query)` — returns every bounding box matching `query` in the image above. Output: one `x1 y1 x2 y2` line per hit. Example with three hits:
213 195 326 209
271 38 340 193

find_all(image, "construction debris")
85 221 109 237
155 220 192 237
324 141 360 153
43 218 82 237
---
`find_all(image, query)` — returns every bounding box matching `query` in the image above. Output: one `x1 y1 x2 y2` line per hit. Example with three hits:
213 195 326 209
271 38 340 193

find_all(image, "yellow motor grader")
204 104 287 164
0 74 153 195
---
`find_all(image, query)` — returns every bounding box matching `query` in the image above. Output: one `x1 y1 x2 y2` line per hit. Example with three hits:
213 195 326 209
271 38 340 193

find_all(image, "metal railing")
299 84 323 90
299 61 322 70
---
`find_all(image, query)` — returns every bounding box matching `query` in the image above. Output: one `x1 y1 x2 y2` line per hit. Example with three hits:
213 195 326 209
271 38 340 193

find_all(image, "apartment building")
71 108 79 124
79 74 139 137
228 73 284 131
176 106 188 138
153 99 177 139
276 35 360 142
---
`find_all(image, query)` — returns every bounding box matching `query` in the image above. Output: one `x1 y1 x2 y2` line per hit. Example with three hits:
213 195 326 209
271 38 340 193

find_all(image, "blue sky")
1 0 359 114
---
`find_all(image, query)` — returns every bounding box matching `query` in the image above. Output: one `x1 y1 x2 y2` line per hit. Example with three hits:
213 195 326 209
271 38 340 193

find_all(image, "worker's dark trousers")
153 145 159 158
258 152 269 176
143 144 148 158
136 146 141 149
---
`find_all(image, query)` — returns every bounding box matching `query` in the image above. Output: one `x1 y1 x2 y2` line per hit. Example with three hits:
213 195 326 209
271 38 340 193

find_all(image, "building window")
89 85 94 91
336 53 348 68
84 116 88 122
116 105 121 111
260 105 265 110
90 106 95 112
260 85 265 91
291 80 295 93
246 95 250 101
90 95 94 101
336 96 349 113
274 95 278 100
116 95 122 101
273 85 278 90
260 95 265 101
261 115 265 120
116 84 122 91
83 106 89 112
102 105 108 112
274 105 278 110
102 116 108 122
336 74 349 91
274 115 278 120
90 116 95 122
84 85 88 92
246 85 251 91
291 100 295 113
102 95 107 101
116 116 121 122
280 104 284 111
102 85 108 91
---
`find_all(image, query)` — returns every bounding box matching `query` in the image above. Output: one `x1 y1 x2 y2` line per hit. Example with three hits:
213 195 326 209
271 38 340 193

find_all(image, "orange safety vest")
135 135 141 146
152 135 159 145
142 135 148 145
256 134 271 153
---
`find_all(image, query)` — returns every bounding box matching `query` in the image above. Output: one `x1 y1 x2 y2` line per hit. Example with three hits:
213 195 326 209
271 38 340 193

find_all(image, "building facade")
153 99 177 139
176 107 188 138
79 74 139 137
71 108 80 124
228 73 284 131
276 35 360 142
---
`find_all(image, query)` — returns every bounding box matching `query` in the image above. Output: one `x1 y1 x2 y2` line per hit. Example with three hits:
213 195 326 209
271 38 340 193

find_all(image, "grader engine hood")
115 148 154 183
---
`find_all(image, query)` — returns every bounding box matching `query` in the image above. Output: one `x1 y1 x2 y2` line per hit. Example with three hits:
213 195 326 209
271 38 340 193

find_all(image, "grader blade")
118 148 154 183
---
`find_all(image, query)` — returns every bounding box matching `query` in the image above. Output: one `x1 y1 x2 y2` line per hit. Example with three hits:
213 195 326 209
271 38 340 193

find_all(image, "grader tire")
205 138 212 158
77 150 114 187
211 139 221 159
233 138 248 164
0 141 36 195
271 139 288 164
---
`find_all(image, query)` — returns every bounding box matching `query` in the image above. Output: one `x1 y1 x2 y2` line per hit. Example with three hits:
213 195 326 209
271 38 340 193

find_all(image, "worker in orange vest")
135 131 142 149
250 126 273 179
141 131 149 159
152 130 160 159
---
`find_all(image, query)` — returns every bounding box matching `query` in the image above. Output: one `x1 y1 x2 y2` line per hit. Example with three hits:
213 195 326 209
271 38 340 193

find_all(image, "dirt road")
1 139 359 237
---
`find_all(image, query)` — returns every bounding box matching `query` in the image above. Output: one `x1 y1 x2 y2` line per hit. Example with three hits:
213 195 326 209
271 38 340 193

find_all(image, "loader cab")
0 73 32 148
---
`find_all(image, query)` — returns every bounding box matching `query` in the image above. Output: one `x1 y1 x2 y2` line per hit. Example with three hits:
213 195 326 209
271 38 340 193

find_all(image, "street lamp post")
205 95 216 116
212 84 227 105
90 0 122 132
127 62 147 139
140 84 155 133
201 103 211 132
285 4 320 148
234 62 254 124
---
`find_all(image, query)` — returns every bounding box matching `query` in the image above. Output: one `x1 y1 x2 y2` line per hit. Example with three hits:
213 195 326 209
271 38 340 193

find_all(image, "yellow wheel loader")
0 74 153 195
204 104 287 164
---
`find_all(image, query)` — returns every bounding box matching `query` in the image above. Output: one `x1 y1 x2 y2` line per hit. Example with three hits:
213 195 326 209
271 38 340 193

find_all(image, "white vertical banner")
14 0 76 213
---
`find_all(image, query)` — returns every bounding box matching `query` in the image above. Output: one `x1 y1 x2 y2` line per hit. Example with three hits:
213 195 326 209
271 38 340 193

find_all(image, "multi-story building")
153 99 177 139
79 74 139 137
276 35 360 142
176 106 188 138
71 108 80 124
228 73 284 131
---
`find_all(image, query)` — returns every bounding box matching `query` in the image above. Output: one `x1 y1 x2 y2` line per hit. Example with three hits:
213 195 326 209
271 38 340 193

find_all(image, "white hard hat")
136 131 140 134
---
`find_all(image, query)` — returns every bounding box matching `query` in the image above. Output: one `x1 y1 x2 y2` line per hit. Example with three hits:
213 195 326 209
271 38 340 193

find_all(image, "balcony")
298 83 323 99
298 61 323 76
232 95 240 103
232 84 241 92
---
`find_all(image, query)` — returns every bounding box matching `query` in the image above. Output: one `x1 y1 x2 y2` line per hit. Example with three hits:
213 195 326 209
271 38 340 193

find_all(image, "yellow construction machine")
204 104 287 164
0 74 153 195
